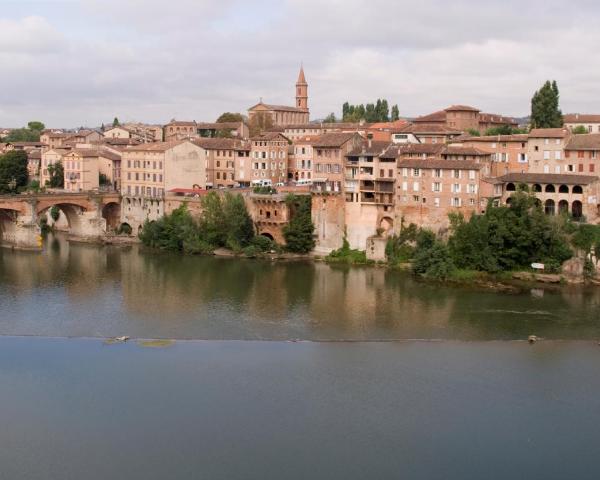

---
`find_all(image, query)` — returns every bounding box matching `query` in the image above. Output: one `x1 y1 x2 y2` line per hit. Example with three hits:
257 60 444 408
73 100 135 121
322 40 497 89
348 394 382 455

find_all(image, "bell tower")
296 65 308 111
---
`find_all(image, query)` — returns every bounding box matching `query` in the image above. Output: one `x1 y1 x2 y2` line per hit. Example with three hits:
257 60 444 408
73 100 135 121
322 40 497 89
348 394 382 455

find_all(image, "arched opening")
558 200 569 214
505 183 516 192
379 217 394 237
544 199 555 215
573 185 583 194
544 184 555 193
102 202 121 233
505 197 513 206
559 184 569 193
38 203 86 237
118 222 132 235
532 184 542 192
0 209 18 245
572 200 583 219
260 232 274 241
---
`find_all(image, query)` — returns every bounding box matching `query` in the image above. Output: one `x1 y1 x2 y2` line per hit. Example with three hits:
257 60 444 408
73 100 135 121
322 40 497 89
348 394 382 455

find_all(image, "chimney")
367 133 373 148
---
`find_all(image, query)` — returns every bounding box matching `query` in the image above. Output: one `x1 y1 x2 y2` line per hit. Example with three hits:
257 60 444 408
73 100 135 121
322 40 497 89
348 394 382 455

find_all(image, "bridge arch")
102 202 121 232
37 203 88 236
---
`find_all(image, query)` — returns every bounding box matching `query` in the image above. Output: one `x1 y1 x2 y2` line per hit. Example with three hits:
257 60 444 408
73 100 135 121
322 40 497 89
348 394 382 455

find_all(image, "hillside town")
1 67 599 260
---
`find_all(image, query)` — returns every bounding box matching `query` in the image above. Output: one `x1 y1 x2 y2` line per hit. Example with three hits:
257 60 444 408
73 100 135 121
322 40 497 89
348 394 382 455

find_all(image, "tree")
46 161 64 188
391 105 400 122
467 128 481 137
484 125 526 136
323 112 337 123
50 206 61 222
27 121 45 132
248 112 274 137
99 173 110 186
222 193 254 249
530 80 563 129
216 112 244 123
342 99 394 123
112 117 120 127
283 195 315 253
0 150 29 193
571 125 588 135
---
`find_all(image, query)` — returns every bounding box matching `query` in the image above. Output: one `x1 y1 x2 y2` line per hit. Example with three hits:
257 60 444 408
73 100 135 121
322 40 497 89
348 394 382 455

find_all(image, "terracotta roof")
498 173 598 185
368 120 408 130
398 159 483 170
250 132 289 142
12 141 46 147
564 114 600 124
346 141 391 156
125 140 187 152
444 105 481 112
311 132 359 148
28 149 41 160
397 143 445 155
249 102 306 113
528 128 569 139
297 66 307 84
565 133 600 150
392 123 462 134
441 146 491 156
413 110 446 123
164 120 196 127
193 138 241 150
461 134 528 143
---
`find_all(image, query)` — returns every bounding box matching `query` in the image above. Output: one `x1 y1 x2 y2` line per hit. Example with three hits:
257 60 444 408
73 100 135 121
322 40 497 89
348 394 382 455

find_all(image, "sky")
1 0 600 128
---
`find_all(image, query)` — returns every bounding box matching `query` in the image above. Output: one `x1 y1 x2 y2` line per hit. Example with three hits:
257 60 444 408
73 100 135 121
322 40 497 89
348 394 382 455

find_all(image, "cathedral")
248 66 309 127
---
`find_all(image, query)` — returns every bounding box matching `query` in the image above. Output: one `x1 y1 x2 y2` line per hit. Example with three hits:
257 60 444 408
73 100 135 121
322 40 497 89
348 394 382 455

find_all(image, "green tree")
484 125 526 136
467 128 481 137
112 117 120 127
0 150 29 193
50 206 61 222
216 112 244 123
46 161 64 188
530 80 563 129
571 125 588 135
198 191 227 246
323 112 337 123
27 121 45 132
283 195 315 253
391 105 400 122
222 193 255 250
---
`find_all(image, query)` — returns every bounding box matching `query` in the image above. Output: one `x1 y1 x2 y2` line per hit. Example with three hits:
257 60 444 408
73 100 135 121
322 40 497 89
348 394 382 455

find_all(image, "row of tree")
139 192 315 255
1 121 45 143
341 100 400 123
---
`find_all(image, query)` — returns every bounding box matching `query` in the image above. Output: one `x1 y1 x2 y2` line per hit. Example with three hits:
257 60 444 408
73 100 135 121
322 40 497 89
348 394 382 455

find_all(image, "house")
527 128 571 174
564 133 600 175
456 134 529 176
564 114 600 134
193 137 249 188
412 105 517 134
249 132 290 186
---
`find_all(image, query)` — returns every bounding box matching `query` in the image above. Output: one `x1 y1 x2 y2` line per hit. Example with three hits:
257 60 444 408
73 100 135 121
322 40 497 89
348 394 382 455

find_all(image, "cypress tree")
531 80 563 128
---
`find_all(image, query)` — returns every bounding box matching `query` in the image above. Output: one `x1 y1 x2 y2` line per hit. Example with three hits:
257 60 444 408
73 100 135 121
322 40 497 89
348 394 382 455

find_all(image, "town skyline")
2 0 600 127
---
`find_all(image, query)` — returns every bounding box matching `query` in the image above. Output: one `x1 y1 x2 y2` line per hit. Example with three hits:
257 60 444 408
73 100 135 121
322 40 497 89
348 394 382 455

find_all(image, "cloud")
1 1 600 126
0 16 65 54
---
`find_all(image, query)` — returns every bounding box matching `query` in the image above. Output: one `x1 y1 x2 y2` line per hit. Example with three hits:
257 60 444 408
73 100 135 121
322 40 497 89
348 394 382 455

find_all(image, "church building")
248 66 309 127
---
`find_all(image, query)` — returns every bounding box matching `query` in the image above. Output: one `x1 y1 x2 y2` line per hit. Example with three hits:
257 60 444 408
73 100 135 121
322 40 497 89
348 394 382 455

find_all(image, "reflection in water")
1 233 600 340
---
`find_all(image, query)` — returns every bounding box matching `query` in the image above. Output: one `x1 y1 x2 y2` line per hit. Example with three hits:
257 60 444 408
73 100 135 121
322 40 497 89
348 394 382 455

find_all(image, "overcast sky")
1 0 599 128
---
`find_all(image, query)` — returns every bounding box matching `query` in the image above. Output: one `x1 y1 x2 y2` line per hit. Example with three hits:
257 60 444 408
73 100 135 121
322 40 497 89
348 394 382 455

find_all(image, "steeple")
296 64 308 111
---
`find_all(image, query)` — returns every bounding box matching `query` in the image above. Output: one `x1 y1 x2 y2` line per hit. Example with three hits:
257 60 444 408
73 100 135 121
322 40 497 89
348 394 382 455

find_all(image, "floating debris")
103 336 130 345
528 335 539 344
137 339 174 348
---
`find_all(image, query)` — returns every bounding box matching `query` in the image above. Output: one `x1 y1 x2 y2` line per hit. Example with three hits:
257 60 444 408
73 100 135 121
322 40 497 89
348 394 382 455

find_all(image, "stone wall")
312 194 345 254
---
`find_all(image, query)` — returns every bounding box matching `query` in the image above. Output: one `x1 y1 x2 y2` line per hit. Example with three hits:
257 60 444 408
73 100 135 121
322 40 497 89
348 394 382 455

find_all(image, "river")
1 234 600 479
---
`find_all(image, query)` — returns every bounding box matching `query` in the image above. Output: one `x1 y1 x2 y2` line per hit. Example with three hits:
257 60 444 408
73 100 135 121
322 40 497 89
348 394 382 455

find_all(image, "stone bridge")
0 192 121 250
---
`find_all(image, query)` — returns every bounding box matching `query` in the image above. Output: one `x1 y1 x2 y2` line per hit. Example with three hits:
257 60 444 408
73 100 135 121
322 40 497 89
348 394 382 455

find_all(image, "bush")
251 235 276 252
326 238 369 264
50 206 61 222
412 232 455 280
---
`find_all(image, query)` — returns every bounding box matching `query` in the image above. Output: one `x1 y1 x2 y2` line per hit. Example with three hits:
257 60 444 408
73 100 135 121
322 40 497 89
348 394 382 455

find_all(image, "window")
543 150 550 160
468 170 475 180
434 197 440 207
402 181 408 191
468 184 476 194
413 182 420 192
591 164 596 173
452 197 461 207
453 169 461 179
578 164 584 172
432 182 441 192
413 168 420 177
452 183 461 193
555 151 562 160
433 169 442 178
413 195 420 202
402 168 408 177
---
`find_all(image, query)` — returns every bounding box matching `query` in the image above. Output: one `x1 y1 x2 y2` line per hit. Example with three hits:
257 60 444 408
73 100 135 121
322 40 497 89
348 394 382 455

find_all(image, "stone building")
311 132 364 193
163 121 198 141
120 141 207 232
527 128 571 174
249 132 290 185
564 114 600 134
499 172 600 222
247 67 309 127
564 133 600 175
457 134 529 176
411 105 517 134
193 137 248 188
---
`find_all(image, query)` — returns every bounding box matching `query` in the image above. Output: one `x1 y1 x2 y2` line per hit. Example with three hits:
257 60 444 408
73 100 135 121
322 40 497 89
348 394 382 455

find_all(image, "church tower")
296 65 308 111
